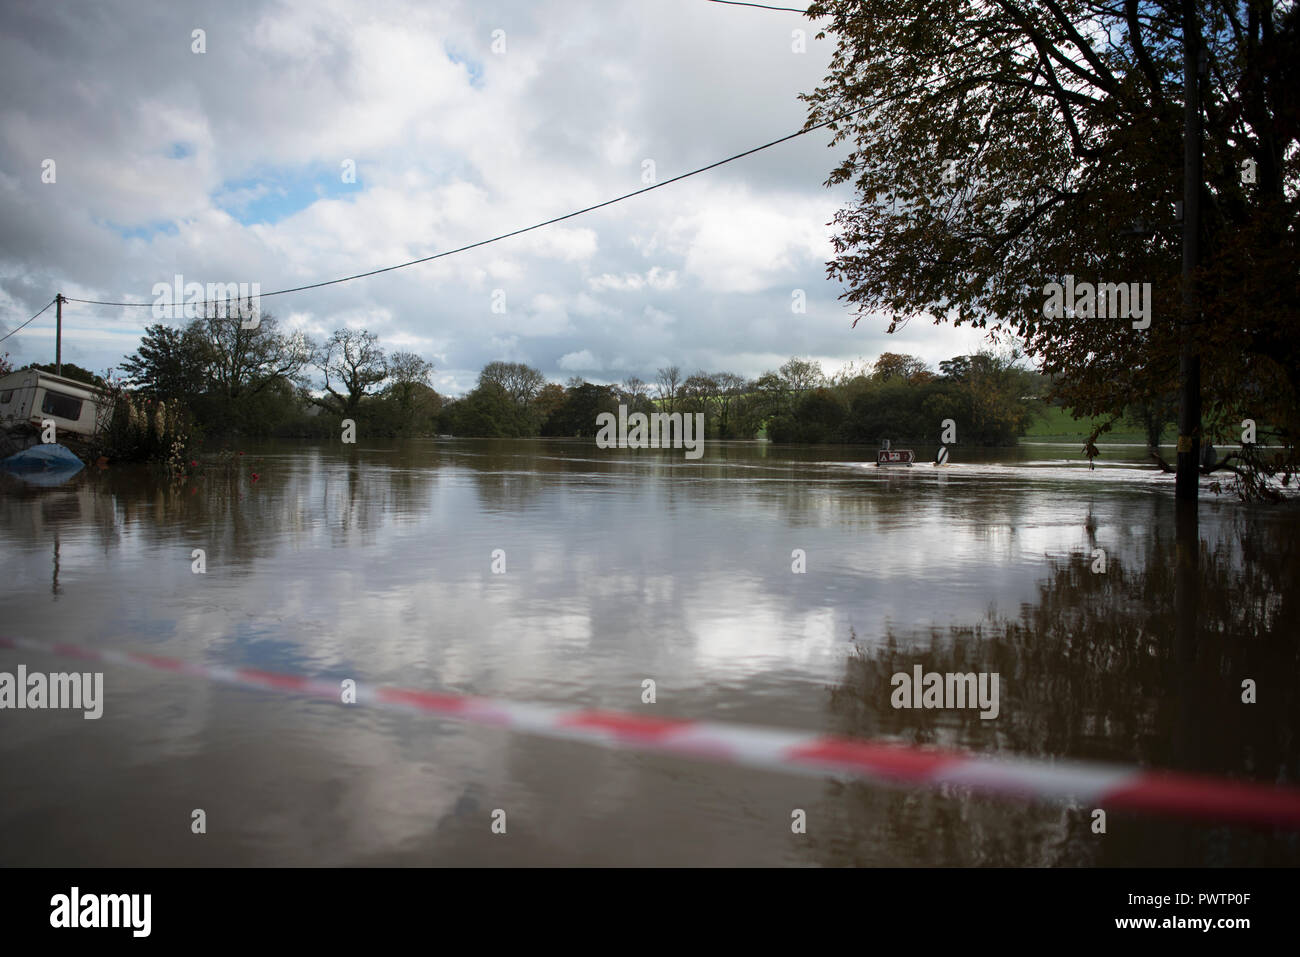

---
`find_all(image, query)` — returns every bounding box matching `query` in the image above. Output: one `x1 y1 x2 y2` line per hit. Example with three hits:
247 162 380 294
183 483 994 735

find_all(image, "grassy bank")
1023 403 1151 444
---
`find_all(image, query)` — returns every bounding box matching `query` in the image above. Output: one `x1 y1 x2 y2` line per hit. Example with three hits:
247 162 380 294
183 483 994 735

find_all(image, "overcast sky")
0 0 993 395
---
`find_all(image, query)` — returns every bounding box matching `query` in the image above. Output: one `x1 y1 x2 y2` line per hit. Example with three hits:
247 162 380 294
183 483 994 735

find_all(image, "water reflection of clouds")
682 595 841 681
2 442 1176 695
6 440 1294 864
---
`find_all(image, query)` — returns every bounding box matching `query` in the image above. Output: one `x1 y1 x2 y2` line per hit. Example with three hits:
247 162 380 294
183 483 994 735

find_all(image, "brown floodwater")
0 438 1296 866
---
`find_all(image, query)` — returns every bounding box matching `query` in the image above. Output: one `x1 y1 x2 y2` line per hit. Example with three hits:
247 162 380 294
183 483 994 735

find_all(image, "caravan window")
0 390 12 404
41 390 84 420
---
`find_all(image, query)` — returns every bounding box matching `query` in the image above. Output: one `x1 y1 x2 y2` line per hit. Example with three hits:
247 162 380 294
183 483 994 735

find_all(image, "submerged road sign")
878 449 915 466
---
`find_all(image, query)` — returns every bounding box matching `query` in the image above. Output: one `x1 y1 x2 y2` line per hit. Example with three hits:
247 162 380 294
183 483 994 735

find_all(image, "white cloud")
672 188 836 294
587 266 678 292
557 349 600 371
0 0 998 390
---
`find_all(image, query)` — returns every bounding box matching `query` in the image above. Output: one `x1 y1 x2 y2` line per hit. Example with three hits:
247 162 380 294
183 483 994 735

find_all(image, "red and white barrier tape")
4 634 1300 829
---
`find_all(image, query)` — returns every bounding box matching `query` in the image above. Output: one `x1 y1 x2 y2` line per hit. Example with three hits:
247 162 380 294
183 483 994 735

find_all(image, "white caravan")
0 369 108 438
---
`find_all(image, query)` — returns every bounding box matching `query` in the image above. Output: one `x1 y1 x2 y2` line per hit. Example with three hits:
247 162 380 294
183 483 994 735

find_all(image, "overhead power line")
64 104 871 311
704 0 810 11
0 298 57 345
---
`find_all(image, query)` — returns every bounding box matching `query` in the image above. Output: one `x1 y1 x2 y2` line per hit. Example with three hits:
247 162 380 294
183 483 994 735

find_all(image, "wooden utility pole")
55 293 64 377
1175 0 1203 501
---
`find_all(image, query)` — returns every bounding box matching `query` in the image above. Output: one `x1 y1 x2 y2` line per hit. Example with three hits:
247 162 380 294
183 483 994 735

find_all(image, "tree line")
441 351 1046 445
88 314 1046 447
3 309 1068 450
111 314 441 440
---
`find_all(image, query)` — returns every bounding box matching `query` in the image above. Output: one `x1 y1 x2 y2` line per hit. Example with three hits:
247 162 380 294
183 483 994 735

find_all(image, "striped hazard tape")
4 634 1300 829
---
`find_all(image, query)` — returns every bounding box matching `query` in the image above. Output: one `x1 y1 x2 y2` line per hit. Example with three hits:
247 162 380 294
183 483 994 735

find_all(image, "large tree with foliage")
442 381 537 437
118 324 206 402
188 311 312 430
679 371 720 416
803 0 1299 489
383 350 437 429
542 380 619 437
478 361 545 408
313 328 387 417
191 310 311 403
713 371 748 438
779 356 826 393
873 352 931 384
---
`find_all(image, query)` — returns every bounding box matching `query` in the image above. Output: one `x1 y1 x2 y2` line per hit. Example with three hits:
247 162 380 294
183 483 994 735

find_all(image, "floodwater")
0 439 1296 866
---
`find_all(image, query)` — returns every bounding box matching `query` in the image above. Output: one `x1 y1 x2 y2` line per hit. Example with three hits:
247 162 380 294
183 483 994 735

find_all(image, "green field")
1022 402 1153 444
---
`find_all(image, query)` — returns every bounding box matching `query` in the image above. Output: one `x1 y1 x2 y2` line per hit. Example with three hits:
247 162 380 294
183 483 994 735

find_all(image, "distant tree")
841 378 932 445
778 357 825 393
117 323 207 401
655 365 681 413
621 375 648 402
387 382 442 434
543 380 618 437
921 387 973 442
938 356 972 382
620 375 654 413
828 359 872 388
439 381 533 437
196 311 312 401
479 361 545 408
873 352 929 384
0 352 12 376
767 386 848 444
965 350 1033 443
533 382 568 424
384 351 436 429
714 371 747 438
750 369 791 421
798 388 847 442
680 371 719 416
379 351 441 434
313 328 387 416
387 351 433 389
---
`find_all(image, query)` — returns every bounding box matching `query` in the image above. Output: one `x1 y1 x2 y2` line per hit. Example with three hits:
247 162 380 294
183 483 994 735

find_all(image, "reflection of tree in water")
815 514 1300 866
0 476 118 545
2 444 443 565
